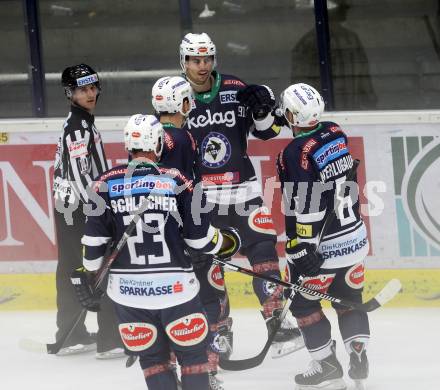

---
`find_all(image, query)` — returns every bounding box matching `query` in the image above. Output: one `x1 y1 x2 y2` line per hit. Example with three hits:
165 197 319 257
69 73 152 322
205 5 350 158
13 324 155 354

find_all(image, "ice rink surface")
2 307 439 390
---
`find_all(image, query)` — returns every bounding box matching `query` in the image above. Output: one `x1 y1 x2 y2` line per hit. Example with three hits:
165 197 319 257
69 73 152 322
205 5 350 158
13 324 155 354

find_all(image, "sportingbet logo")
187 109 236 129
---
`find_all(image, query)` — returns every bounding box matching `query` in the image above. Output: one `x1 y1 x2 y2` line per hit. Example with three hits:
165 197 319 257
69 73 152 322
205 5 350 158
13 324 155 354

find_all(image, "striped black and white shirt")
53 105 108 206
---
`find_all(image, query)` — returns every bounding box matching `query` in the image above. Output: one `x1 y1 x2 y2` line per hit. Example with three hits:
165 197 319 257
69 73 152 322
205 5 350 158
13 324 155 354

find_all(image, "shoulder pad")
221 74 246 89
300 138 319 170
158 167 194 192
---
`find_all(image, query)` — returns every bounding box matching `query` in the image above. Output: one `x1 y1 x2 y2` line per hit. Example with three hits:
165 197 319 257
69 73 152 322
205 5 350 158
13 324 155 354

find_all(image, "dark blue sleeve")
278 141 327 245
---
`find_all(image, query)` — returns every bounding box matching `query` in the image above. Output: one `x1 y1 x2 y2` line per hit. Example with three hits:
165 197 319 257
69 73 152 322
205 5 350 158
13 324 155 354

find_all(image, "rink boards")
0 111 439 309
1 268 440 310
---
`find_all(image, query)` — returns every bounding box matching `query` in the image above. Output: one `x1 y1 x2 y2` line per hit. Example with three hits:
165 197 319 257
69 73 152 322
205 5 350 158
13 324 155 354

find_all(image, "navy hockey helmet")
61 63 101 98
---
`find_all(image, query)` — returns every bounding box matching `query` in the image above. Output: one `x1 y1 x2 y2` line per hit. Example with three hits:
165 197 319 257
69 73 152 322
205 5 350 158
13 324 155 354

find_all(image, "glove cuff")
253 110 275 130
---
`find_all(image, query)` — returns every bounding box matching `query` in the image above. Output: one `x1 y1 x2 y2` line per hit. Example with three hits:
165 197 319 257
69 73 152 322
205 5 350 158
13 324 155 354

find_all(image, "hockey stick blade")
360 278 402 312
24 211 142 355
219 318 279 371
19 308 87 354
416 291 440 301
219 294 294 371
0 292 20 304
19 338 49 353
126 355 138 368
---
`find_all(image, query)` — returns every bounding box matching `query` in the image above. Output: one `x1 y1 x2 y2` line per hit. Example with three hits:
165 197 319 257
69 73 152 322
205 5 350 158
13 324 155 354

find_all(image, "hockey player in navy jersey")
151 75 227 388
151 76 197 179
276 83 370 390
179 32 304 361
73 114 241 390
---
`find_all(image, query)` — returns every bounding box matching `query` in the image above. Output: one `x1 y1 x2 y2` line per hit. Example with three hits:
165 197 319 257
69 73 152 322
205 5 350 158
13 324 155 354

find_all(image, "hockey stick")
217 268 401 371
19 210 142 355
217 260 401 312
219 159 400 370
218 158 360 370
219 290 294 371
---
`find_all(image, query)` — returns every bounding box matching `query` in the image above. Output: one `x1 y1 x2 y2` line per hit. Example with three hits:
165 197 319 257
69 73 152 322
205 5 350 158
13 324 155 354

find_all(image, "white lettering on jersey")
219 90 238 104
187 109 236 129
110 195 177 213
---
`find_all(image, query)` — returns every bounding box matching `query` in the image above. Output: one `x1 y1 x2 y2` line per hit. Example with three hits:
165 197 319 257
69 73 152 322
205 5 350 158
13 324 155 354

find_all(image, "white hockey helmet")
124 114 164 157
151 76 193 116
179 32 217 71
279 83 325 128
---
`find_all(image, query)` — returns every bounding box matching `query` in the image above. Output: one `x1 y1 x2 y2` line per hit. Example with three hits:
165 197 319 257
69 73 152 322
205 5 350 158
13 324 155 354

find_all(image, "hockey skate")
208 371 224 390
348 341 369 390
264 309 305 358
295 342 346 390
56 332 96 356
217 322 233 361
95 347 126 359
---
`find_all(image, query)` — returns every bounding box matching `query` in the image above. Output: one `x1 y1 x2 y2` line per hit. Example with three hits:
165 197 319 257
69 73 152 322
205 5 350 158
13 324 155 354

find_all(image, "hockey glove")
215 227 242 261
70 267 102 312
236 84 276 119
185 247 214 270
286 242 324 278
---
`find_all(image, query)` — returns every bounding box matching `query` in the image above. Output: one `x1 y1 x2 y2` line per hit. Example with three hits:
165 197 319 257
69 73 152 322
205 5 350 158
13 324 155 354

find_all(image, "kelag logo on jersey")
201 132 232 168
186 109 236 129
313 137 348 169
108 175 175 197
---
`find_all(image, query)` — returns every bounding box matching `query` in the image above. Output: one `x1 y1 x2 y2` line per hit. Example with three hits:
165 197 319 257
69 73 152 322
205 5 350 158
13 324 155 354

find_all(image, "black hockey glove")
185 247 214 270
215 227 242 261
70 267 102 312
236 84 276 119
286 242 324 278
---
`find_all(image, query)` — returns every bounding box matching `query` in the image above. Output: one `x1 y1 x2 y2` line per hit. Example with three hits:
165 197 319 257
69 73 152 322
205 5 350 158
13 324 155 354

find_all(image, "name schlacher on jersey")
110 194 177 214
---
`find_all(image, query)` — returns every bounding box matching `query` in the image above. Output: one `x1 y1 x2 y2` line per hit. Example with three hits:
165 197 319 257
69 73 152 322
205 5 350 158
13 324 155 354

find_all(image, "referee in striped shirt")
52 64 123 358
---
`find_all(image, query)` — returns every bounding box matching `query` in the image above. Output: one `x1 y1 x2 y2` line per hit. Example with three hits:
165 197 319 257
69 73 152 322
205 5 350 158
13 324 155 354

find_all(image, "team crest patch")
166 313 208 346
119 322 157 351
345 263 365 289
263 280 280 297
248 207 276 235
208 263 225 291
300 274 336 300
201 132 231 168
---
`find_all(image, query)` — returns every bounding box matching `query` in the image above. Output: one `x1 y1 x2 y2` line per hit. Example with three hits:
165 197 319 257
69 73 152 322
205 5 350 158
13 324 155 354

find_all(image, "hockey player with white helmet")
179 31 304 375
151 75 197 178
277 83 370 390
75 113 241 390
